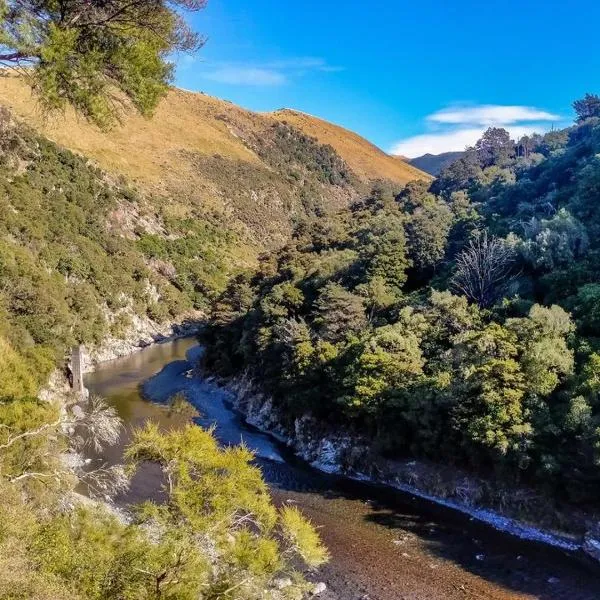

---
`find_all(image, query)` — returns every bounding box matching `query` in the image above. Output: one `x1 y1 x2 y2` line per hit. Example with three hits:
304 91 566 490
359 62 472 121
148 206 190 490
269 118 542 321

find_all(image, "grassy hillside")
0 74 428 255
270 109 430 184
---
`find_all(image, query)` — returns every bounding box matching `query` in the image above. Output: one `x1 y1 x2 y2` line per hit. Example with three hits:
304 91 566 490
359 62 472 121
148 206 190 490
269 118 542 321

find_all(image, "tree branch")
0 419 62 450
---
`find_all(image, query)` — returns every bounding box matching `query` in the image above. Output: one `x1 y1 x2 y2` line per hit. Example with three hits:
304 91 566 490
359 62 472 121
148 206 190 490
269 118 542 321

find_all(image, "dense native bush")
0 112 234 393
256 122 354 187
204 95 600 507
0 398 327 599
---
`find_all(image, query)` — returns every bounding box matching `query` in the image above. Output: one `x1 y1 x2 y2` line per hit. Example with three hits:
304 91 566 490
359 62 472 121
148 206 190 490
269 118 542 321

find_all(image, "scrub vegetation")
205 96 600 524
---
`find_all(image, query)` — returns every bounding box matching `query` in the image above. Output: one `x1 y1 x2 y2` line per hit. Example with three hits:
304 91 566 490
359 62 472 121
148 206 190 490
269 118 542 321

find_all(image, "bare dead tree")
70 395 122 453
451 230 516 308
0 395 128 499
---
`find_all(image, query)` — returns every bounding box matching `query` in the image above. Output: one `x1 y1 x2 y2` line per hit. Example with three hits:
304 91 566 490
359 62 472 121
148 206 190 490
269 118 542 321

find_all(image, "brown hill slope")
0 75 428 254
271 108 430 184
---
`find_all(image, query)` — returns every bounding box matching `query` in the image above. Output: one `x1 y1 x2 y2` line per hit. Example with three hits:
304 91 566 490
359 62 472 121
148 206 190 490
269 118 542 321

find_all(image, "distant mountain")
408 151 466 176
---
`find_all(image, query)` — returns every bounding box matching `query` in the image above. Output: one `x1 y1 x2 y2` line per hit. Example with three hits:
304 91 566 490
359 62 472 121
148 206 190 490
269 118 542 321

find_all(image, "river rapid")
84 338 600 600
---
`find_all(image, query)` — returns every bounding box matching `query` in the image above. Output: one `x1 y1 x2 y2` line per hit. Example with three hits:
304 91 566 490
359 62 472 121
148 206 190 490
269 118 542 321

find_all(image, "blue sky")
176 0 600 157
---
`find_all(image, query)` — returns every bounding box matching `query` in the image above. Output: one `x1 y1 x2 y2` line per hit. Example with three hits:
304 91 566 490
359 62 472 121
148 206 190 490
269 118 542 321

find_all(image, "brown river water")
84 338 600 600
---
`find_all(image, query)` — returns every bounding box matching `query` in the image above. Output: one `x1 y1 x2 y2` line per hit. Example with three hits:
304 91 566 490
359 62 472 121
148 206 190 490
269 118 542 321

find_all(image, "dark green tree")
314 282 367 343
573 93 600 122
475 127 516 167
0 0 206 127
430 151 482 197
405 198 452 273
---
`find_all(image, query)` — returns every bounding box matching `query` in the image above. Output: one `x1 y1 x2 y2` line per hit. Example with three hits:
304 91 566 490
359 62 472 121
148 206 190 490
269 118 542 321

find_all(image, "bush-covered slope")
204 98 600 524
0 106 237 393
0 74 429 254
271 108 430 184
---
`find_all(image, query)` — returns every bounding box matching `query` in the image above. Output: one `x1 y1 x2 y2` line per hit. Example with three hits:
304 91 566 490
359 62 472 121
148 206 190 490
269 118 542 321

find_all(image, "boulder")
312 582 327 596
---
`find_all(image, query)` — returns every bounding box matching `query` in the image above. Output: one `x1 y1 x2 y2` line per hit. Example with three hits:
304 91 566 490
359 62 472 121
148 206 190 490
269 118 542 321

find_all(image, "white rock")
273 577 292 590
312 582 327 596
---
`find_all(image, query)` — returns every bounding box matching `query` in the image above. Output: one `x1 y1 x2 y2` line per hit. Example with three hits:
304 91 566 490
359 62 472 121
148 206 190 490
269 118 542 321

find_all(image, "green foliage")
0 1 207 127
204 94 600 506
256 122 353 186
475 127 516 167
315 283 366 343
0 397 326 599
125 423 328 595
398 181 452 273
573 93 600 122
518 209 588 270
0 336 39 398
137 217 233 310
0 111 231 397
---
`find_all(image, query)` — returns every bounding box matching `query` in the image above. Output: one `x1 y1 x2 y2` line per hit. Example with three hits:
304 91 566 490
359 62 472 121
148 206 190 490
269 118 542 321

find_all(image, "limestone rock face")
81 316 203 372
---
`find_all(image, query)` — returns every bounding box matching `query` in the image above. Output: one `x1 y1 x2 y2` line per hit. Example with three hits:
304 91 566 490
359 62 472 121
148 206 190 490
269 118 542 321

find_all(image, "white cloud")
199 57 342 87
391 126 543 158
390 103 564 158
428 105 560 126
263 57 344 72
202 67 287 86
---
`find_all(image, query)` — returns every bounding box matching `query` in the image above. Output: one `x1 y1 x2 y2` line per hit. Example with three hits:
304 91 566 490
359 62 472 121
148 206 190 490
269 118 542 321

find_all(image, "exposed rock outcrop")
81 314 204 372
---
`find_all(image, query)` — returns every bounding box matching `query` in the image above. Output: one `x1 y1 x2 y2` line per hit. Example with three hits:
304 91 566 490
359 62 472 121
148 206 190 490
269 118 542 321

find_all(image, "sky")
175 0 600 157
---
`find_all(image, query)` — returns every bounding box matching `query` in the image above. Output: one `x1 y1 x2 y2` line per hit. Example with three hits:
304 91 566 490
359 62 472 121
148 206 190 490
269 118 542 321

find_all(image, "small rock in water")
475 554 485 561
547 577 560 584
312 582 327 596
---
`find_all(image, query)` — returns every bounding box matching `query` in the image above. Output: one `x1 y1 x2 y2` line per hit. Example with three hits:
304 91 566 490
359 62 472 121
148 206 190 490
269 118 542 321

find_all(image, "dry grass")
0 74 259 189
270 108 431 184
0 74 429 256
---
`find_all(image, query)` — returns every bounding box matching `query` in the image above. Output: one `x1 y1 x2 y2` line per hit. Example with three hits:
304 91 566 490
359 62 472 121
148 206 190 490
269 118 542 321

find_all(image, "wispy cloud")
203 67 287 86
196 57 342 87
428 105 560 126
390 104 564 158
391 126 543 158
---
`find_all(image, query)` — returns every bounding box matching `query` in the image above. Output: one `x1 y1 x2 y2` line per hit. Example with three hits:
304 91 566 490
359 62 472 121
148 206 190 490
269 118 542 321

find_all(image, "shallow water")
85 339 600 600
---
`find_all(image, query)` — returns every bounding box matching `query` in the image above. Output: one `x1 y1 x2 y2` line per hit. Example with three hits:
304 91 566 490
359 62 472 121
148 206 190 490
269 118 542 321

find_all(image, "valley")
1 3 600 595
85 338 600 600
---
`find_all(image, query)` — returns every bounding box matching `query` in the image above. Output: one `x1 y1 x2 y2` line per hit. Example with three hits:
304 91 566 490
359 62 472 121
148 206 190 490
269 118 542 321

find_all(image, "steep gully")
84 337 600 600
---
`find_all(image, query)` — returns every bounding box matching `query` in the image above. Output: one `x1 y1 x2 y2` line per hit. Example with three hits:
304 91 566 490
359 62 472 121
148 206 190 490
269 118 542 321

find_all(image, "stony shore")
225 375 600 565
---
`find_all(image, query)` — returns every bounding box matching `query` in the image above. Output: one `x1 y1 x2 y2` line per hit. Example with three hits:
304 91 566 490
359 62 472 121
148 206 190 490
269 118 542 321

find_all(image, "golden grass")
0 74 428 190
0 74 429 257
270 109 431 185
0 75 260 190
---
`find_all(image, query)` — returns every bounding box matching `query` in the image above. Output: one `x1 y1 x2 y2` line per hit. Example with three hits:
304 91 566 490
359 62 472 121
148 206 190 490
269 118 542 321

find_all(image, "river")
84 338 600 600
